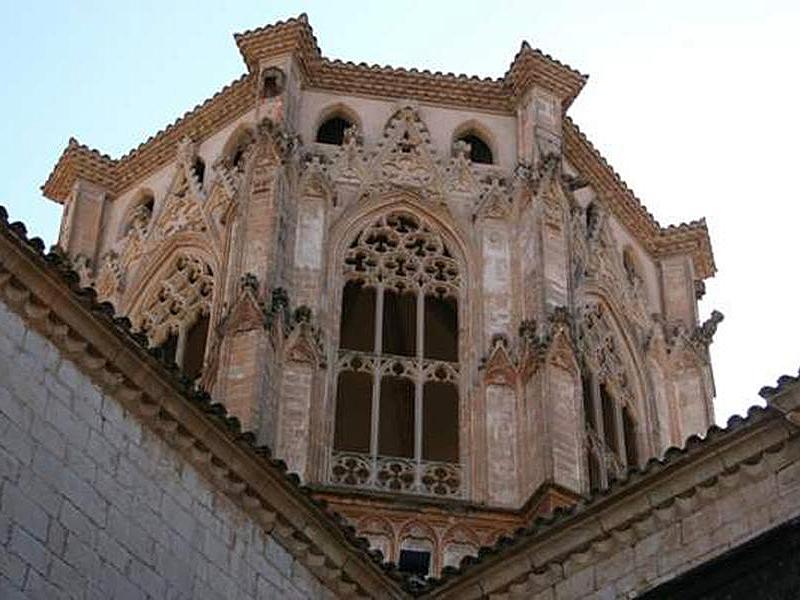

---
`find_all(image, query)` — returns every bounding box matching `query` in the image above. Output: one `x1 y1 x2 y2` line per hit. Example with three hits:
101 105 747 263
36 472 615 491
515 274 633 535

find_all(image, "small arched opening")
316 115 354 146
455 131 493 164
121 190 155 238
192 157 206 186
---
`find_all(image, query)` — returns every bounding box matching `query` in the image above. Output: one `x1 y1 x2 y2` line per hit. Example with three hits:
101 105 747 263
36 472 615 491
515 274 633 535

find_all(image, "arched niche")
117 188 156 240
452 120 497 165
314 103 362 146
441 524 479 570
220 124 256 171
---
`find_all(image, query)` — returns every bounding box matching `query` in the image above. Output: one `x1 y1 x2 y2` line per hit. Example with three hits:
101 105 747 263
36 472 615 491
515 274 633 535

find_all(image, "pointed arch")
220 123 256 170
123 240 219 383
357 516 396 562
314 102 362 145
117 188 156 239
122 233 221 316
579 287 652 483
581 286 649 418
441 524 479 570
453 119 497 165
326 190 474 501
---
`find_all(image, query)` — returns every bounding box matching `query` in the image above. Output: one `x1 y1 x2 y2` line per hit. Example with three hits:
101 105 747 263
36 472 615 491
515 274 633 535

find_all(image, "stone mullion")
175 321 188 370
370 284 385 465
614 398 628 472
590 374 608 490
414 287 425 489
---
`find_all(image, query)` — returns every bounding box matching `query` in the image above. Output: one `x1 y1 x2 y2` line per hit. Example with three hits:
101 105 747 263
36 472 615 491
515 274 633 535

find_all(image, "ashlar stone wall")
450 419 800 600
0 300 335 599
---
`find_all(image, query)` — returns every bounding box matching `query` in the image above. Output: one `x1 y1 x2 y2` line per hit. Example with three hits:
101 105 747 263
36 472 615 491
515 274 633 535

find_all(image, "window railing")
329 450 464 499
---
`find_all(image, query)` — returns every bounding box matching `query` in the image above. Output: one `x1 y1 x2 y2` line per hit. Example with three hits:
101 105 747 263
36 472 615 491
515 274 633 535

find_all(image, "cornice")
0 206 407 599
42 74 256 203
42 15 587 205
563 118 717 279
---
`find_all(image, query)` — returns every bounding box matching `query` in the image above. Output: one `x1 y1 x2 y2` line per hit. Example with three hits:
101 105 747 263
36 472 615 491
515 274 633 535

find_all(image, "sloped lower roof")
0 203 791 597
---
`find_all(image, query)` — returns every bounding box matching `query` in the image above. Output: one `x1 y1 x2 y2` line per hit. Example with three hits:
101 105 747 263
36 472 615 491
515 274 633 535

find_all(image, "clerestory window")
135 254 214 384
583 372 638 492
330 212 463 497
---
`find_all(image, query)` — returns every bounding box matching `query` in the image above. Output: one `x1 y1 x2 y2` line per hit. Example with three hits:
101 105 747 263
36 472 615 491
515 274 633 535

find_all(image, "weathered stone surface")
0 304 334 599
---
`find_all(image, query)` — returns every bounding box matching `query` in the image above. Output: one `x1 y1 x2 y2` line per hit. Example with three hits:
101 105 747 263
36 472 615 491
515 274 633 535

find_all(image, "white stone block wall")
0 300 335 599
518 443 800 599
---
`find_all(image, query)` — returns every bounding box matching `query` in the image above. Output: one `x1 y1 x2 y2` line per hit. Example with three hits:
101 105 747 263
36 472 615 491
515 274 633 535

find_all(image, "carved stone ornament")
132 253 214 346
578 303 633 400
375 104 440 189
94 251 124 301
343 211 461 296
223 274 266 336
475 178 512 220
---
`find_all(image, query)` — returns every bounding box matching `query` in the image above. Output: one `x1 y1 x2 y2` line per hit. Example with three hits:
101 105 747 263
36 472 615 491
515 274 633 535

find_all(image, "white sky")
1 1 798 424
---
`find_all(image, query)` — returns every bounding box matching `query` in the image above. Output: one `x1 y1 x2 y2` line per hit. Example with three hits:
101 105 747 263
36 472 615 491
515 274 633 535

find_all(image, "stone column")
659 255 697 329
60 180 109 267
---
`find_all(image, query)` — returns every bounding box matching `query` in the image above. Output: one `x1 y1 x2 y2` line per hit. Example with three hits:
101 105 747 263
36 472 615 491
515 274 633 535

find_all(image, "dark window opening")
334 371 373 453
586 202 599 235
422 382 459 462
340 281 376 352
142 196 154 213
261 69 284 98
192 157 206 185
160 332 179 366
398 549 431 578
587 449 602 493
183 314 209 381
316 116 352 145
582 373 595 431
600 385 618 454
378 376 414 458
382 289 416 357
232 146 246 169
623 406 638 467
457 133 493 164
423 294 458 361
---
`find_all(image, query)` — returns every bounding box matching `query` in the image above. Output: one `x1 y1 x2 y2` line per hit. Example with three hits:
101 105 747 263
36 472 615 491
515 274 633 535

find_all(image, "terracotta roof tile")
0 204 428 596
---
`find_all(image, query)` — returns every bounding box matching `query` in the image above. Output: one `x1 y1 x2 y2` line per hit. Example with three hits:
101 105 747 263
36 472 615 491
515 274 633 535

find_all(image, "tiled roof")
0 204 788 597
0 205 414 597
564 118 716 278
414 403 784 595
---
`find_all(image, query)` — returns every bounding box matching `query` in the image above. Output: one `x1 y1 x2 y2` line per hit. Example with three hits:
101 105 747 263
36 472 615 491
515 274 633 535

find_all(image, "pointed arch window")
580 305 640 492
330 212 463 498
134 254 214 383
583 374 638 491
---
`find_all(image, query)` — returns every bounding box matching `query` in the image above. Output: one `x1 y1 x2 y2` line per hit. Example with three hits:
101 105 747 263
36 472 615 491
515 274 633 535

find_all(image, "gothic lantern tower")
43 15 718 576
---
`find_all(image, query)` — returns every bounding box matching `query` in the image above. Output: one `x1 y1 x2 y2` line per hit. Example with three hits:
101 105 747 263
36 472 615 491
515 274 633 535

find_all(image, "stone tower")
43 14 719 575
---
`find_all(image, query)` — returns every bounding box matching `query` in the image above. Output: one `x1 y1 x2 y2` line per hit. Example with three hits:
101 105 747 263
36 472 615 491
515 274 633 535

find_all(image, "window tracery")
330 211 463 498
133 253 214 381
579 303 640 491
